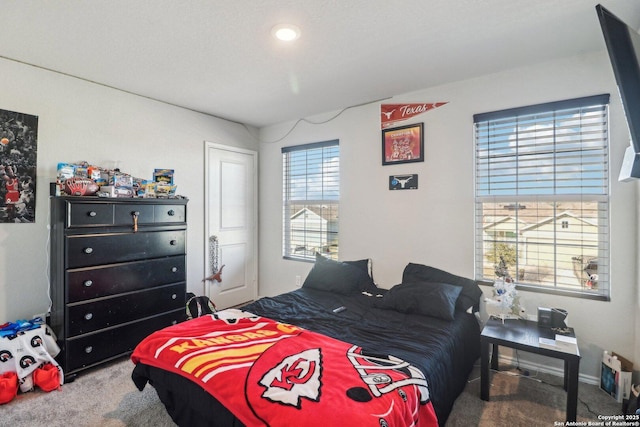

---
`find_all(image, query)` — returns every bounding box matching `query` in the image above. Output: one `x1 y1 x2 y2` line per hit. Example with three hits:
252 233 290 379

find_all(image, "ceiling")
2 0 640 128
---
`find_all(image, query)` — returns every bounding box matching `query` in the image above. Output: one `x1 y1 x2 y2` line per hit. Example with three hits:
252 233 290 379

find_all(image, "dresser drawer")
112 203 185 225
68 203 114 227
64 309 185 373
66 230 186 268
65 201 186 228
154 204 186 223
67 283 185 336
114 204 155 226
67 256 185 303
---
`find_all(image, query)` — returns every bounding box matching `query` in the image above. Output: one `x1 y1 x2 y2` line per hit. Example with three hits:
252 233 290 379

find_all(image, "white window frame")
282 140 339 261
474 94 610 300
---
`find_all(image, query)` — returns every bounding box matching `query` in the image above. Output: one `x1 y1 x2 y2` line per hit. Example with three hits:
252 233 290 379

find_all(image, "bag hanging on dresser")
186 292 217 320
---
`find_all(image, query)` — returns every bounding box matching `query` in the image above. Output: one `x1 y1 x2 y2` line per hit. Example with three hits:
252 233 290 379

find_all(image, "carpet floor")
0 358 625 426
447 365 624 426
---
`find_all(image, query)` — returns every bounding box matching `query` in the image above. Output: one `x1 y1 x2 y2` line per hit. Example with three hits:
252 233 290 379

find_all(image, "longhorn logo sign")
390 174 418 190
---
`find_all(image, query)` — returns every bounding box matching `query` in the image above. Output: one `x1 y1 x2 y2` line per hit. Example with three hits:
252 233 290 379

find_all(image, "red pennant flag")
381 102 448 129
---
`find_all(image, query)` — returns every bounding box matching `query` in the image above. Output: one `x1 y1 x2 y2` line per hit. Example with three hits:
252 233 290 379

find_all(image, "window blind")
282 140 339 261
474 95 610 300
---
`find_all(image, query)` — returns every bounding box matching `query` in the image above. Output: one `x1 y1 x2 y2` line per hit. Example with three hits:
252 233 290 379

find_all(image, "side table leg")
566 359 579 422
481 339 490 401
491 343 499 371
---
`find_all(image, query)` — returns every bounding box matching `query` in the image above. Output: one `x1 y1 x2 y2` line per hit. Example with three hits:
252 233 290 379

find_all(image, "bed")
131 257 482 427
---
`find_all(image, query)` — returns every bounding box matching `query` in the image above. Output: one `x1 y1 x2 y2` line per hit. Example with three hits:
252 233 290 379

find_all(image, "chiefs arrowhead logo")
259 348 322 408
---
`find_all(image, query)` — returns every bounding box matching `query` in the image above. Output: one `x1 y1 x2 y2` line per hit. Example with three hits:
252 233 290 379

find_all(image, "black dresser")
49 196 188 378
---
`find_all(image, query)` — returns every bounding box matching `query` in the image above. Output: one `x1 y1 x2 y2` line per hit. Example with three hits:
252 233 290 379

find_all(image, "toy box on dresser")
48 196 188 380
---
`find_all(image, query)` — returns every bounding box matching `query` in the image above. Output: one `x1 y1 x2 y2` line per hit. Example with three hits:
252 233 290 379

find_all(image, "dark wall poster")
0 108 38 223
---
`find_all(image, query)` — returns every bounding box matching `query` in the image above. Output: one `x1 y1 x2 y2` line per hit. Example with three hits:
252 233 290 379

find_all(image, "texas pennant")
381 103 447 129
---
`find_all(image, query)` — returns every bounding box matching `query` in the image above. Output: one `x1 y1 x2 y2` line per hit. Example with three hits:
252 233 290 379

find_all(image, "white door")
205 142 257 308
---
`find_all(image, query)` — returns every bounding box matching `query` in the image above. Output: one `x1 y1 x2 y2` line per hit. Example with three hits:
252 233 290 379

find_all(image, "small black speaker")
538 307 552 328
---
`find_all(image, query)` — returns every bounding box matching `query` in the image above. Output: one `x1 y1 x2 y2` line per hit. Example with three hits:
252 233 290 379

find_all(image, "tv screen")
597 4 640 179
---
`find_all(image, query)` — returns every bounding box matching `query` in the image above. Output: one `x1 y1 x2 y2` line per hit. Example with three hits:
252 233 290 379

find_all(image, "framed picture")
0 108 39 223
382 123 424 165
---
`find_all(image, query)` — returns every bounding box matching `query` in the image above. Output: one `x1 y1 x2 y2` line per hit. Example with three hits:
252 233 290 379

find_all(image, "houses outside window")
474 95 610 300
282 140 339 261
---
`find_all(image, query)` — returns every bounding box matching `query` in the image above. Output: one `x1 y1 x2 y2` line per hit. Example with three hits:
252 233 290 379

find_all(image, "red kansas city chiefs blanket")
131 312 439 427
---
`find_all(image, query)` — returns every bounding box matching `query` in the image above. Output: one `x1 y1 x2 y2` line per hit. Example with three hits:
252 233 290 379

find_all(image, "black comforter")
132 287 480 427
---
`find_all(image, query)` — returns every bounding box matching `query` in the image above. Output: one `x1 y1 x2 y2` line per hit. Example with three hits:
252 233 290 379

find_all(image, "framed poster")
382 123 424 165
0 108 38 223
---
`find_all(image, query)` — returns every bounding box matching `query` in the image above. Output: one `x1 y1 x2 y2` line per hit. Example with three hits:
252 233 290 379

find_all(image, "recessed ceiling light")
271 24 301 42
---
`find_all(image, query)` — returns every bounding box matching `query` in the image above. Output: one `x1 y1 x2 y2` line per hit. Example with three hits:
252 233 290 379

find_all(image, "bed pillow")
374 281 461 321
344 258 371 277
343 258 380 294
401 263 483 312
302 254 376 295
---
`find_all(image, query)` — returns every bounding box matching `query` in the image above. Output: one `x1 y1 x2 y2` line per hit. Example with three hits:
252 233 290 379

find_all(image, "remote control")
332 306 346 313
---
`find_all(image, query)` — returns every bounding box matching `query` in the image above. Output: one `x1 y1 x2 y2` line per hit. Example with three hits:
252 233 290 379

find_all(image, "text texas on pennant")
380 103 448 129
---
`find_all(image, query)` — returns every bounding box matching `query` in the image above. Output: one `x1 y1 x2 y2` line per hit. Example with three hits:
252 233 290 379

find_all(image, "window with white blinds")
282 140 339 261
474 94 610 300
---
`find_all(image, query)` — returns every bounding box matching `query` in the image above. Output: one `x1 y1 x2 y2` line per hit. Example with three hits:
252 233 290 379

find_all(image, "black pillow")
344 258 371 277
303 254 376 295
401 263 482 312
343 258 380 294
374 281 461 321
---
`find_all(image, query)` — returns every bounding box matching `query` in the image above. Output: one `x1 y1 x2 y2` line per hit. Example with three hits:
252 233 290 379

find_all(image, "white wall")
259 51 639 381
0 58 259 323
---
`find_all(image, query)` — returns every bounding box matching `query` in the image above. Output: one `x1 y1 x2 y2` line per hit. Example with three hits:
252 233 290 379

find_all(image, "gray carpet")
0 358 175 427
0 358 624 426
447 365 624 426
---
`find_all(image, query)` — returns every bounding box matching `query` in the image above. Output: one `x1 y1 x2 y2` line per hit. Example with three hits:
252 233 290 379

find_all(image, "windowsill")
478 280 610 301
283 256 315 263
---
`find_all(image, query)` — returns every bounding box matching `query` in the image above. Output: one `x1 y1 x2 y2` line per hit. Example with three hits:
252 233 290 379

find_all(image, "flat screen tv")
596 4 640 180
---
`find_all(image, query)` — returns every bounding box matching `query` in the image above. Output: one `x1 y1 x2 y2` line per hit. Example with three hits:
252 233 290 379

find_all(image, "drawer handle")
171 267 178 273
83 280 93 287
84 313 93 320
170 240 177 246
84 247 93 254
88 211 97 217
131 211 140 233
85 346 93 354
168 210 175 216
171 294 177 300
